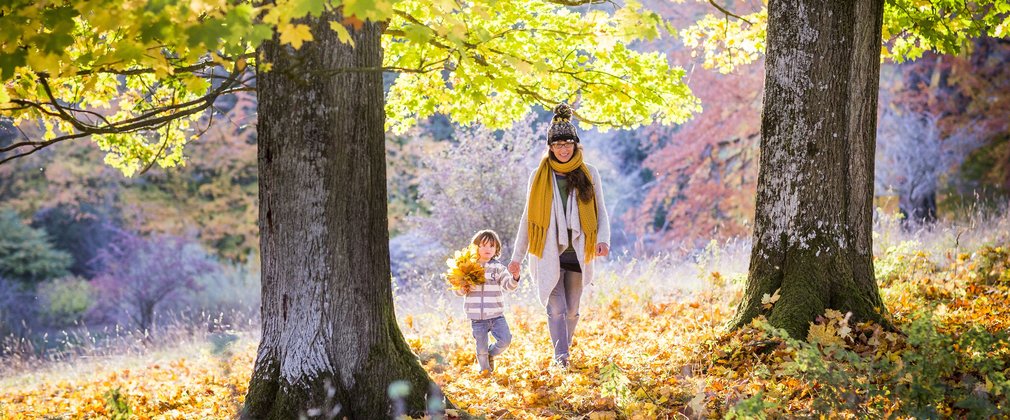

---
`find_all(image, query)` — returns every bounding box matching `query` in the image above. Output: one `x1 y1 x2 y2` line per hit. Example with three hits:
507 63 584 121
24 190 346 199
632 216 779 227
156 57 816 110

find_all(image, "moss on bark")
242 323 439 419
731 242 894 339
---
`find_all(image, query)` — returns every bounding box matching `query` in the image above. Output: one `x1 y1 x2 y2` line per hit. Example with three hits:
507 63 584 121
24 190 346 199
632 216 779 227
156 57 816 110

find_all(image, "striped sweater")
454 259 520 320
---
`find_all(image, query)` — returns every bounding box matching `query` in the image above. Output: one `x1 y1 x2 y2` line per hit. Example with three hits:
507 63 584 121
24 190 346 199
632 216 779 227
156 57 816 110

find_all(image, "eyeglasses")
550 142 576 150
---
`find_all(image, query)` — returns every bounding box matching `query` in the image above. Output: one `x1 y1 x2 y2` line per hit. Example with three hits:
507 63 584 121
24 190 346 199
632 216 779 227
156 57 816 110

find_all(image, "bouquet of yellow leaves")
444 244 486 293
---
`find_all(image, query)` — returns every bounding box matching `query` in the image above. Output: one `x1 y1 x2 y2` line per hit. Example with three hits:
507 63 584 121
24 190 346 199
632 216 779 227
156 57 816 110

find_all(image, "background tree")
876 106 984 226
410 119 542 255
0 94 259 263
90 231 216 333
630 1 1010 250
883 36 1010 209
0 275 36 339
632 66 763 248
603 0 767 250
0 0 704 416
385 129 447 237
0 208 73 337
122 91 260 261
0 120 126 218
0 209 72 287
31 204 120 277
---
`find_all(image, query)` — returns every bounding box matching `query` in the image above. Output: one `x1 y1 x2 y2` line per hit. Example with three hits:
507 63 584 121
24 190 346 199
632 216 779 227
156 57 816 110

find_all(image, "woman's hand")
508 261 521 278
595 243 610 257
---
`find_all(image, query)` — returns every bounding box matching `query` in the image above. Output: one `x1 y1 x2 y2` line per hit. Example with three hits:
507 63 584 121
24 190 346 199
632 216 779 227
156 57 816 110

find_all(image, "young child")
455 229 521 374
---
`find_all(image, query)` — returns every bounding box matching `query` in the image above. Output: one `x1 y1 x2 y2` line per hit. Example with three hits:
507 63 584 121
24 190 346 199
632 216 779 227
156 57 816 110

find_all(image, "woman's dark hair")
549 146 595 204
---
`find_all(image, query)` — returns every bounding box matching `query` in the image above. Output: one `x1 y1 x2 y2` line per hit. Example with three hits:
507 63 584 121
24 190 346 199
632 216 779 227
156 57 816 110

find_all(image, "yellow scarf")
526 149 598 263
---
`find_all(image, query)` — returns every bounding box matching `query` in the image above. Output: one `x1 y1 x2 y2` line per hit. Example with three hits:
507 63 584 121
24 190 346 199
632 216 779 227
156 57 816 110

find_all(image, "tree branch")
707 0 753 25
0 66 246 166
547 0 615 6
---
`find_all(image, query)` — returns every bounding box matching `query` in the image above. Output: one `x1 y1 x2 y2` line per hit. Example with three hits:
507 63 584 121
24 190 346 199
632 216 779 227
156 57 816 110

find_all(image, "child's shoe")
477 354 491 374
488 354 495 372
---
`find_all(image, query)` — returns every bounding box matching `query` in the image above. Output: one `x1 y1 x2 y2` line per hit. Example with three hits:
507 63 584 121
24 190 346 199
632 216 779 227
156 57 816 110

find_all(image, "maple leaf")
278 23 313 49
443 245 486 291
824 308 844 321
761 288 781 309
837 322 852 339
807 323 846 348
329 22 356 47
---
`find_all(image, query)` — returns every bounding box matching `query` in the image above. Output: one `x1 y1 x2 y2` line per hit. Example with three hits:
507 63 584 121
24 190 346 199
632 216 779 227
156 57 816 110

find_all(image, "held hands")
595 243 610 257
508 261 521 278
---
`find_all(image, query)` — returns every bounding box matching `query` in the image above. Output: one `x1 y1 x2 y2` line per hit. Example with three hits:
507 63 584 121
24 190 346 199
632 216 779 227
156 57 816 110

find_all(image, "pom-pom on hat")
547 103 580 144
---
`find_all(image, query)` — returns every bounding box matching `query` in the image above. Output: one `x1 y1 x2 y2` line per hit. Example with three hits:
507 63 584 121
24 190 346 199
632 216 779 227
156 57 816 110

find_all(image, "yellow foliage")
3 243 1010 417
806 323 846 348
0 341 255 418
443 245 486 292
278 23 314 49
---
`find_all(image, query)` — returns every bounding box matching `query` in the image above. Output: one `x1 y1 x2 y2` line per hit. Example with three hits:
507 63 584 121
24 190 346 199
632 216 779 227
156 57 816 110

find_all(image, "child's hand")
595 243 610 257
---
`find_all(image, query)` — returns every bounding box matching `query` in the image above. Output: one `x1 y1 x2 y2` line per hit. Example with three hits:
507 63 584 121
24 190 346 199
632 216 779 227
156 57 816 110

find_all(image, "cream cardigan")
510 163 610 305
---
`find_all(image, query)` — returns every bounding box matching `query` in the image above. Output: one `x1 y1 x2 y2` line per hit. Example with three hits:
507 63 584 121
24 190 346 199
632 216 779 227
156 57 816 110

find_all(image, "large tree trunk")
730 0 892 338
243 13 435 418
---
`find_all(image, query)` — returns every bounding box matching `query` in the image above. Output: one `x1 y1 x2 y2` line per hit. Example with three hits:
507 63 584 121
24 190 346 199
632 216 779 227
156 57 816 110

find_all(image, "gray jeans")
471 316 511 372
546 268 583 364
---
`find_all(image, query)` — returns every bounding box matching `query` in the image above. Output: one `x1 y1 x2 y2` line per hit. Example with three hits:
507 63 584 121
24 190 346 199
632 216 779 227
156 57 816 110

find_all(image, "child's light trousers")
471 315 512 372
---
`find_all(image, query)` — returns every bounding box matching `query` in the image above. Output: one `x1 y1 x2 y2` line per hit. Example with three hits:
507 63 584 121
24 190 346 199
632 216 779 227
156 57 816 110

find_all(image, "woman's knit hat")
547 103 580 144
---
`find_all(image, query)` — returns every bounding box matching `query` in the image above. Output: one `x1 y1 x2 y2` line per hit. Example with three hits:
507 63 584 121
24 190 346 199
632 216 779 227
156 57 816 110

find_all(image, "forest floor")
2 217 1009 419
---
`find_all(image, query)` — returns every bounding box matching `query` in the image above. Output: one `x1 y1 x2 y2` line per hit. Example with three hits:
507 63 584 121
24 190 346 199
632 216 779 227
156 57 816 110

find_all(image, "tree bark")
730 0 893 338
243 13 435 418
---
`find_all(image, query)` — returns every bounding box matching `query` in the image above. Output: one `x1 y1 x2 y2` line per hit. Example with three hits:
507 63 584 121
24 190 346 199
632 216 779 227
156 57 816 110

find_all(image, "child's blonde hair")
470 229 503 259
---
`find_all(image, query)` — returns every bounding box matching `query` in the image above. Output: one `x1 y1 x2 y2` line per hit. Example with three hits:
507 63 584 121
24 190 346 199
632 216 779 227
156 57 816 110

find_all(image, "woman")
508 103 610 367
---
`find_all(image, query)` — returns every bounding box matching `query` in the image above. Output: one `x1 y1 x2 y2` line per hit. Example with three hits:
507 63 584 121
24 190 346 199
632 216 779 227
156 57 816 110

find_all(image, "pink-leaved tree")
90 231 217 335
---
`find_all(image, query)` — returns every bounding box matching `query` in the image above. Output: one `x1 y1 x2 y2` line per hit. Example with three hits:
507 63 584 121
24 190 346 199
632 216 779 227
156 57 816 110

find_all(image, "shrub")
37 276 94 327
873 239 934 287
31 204 121 278
0 208 72 286
973 245 1010 285
177 257 260 330
0 276 37 339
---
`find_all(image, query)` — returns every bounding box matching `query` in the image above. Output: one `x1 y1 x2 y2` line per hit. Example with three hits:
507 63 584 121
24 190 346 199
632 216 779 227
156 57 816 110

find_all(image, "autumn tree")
629 0 1009 248
883 37 1010 207
876 106 984 226
688 0 1010 337
410 119 542 254
0 93 258 263
0 0 700 416
124 91 259 261
717 0 890 338
631 66 763 248
90 231 216 333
